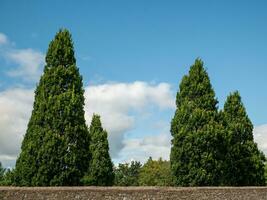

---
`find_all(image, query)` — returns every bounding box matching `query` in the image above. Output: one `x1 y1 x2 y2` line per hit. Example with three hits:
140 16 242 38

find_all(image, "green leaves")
45 29 76 69
171 59 226 186
114 158 173 186
171 60 265 186
82 114 114 186
14 29 89 186
114 161 141 186
0 162 5 182
139 157 173 186
10 30 265 187
222 91 266 185
0 165 14 186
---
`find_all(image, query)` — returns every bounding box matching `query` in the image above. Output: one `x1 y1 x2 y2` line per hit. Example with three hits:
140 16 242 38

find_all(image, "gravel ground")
0 186 267 200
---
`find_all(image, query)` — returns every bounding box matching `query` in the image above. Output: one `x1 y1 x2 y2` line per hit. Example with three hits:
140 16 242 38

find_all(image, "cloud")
0 80 266 168
0 88 34 167
119 129 171 164
6 49 45 81
0 33 8 45
84 81 175 158
0 81 175 167
0 32 45 82
254 124 267 155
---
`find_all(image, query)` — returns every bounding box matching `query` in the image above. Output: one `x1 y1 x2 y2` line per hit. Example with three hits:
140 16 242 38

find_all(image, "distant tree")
1 169 14 186
114 161 142 186
170 59 226 186
139 157 173 186
222 91 266 185
82 114 114 186
14 29 89 186
265 162 267 186
0 163 14 186
0 162 5 183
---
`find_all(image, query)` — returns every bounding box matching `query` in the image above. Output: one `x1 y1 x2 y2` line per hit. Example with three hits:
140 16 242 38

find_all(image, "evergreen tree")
170 59 226 186
0 162 5 183
14 29 89 186
114 161 141 186
82 114 114 186
1 169 15 186
222 91 266 185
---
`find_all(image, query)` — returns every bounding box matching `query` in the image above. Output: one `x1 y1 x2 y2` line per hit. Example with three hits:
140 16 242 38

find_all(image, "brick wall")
1 187 267 200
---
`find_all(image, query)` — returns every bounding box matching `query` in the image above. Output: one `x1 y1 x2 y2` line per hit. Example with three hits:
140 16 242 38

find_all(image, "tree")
170 59 226 186
222 91 266 185
139 157 173 186
0 162 5 183
1 169 15 186
114 161 141 186
0 163 14 186
14 29 89 186
82 114 114 186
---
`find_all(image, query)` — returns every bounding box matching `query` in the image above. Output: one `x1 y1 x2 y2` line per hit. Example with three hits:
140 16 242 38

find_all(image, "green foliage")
114 161 141 186
139 157 173 186
1 169 15 186
14 29 89 186
170 59 226 186
9 32 265 187
0 162 15 186
82 114 114 186
265 163 267 185
0 162 5 183
222 91 266 185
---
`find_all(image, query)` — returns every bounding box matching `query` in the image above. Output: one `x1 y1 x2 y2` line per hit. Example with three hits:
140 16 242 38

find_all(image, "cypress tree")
14 29 89 186
0 162 5 183
170 59 226 186
222 91 266 185
82 114 114 186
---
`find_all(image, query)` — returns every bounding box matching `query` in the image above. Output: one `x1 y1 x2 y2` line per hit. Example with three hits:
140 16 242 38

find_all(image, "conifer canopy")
222 91 266 185
82 114 114 186
14 29 89 186
170 59 226 186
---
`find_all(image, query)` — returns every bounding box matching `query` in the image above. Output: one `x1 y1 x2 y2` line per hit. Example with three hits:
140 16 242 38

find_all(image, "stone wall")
1 187 267 200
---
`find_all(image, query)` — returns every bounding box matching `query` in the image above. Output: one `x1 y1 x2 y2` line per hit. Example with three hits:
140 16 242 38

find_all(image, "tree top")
45 29 76 70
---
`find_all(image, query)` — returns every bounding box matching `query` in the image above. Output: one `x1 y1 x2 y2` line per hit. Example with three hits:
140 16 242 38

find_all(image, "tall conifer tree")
170 59 226 186
14 29 89 186
222 91 265 185
0 162 5 182
82 114 114 186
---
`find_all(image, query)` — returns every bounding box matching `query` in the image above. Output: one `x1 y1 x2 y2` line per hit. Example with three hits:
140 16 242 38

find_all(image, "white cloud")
84 81 175 158
6 49 45 81
1 80 266 169
254 124 267 155
0 33 8 45
0 88 34 167
0 81 175 167
119 130 171 164
0 32 45 82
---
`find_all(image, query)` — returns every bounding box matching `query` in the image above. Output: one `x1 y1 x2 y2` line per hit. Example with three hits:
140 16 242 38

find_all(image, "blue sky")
0 0 267 167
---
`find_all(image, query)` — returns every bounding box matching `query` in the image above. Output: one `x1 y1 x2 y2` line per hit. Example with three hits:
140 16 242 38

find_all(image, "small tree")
222 91 266 185
139 157 173 186
114 161 141 186
82 114 114 186
170 59 226 186
1 169 14 186
0 162 5 184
